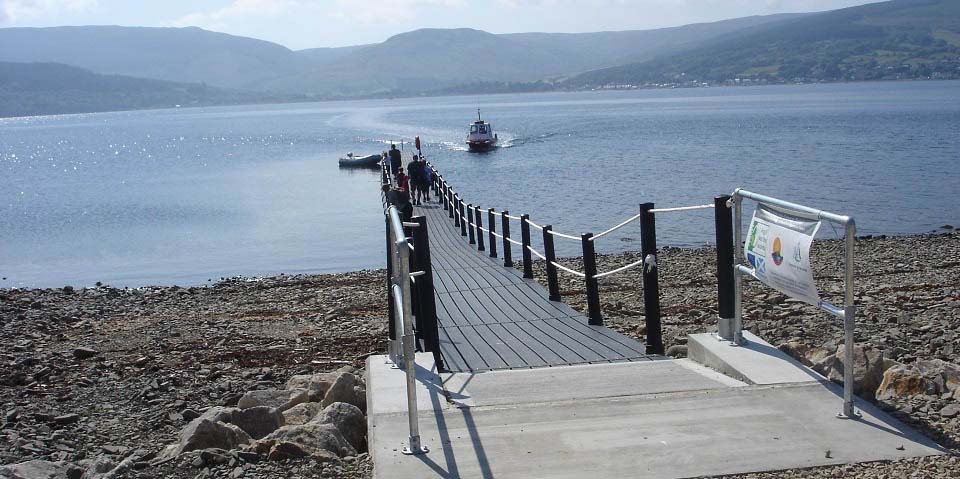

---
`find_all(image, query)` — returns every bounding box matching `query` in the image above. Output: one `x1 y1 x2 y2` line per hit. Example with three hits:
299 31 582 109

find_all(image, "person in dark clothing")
388 144 402 177
381 184 413 223
408 155 424 206
396 167 409 192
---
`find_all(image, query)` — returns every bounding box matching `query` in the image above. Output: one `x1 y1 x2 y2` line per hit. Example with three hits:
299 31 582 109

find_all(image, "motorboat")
338 152 382 169
466 109 497 152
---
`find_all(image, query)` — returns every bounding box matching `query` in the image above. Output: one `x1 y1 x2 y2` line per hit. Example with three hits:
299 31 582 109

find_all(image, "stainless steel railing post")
386 205 428 455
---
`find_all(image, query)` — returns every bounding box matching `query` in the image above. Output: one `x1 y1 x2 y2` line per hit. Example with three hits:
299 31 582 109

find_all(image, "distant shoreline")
3 77 959 121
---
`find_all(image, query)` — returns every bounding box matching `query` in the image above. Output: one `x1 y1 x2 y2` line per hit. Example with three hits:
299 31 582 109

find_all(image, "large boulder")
229 406 284 440
259 423 356 459
285 373 338 402
198 406 238 424
0 460 66 479
321 373 365 411
158 418 252 460
282 402 324 426
808 345 886 400
877 359 960 400
237 389 308 412
312 402 366 453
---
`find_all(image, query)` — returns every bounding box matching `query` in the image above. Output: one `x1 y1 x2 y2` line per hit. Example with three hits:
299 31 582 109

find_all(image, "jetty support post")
640 203 664 355
385 215 396 359
521 214 533 279
453 194 461 227
412 215 442 370
475 205 485 251
467 204 476 244
543 225 561 302
715 195 739 344
581 233 602 325
488 208 497 258
502 211 513 268
459 199 467 236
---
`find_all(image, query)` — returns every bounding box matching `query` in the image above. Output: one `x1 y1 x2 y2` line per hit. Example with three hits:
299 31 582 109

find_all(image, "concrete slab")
371 379 943 479
688 331 824 385
441 359 746 408
367 353 448 415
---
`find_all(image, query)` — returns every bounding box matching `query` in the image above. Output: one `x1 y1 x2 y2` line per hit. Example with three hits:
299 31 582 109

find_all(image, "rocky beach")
1 232 958 478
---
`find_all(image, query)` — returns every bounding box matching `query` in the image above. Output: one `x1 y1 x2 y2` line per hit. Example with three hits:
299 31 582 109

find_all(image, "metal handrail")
385 205 428 455
731 188 857 420
648 204 714 214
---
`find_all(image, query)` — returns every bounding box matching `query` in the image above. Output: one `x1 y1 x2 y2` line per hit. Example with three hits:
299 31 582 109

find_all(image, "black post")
385 215 396 343
467 204 476 244
475 205 485 251
460 200 467 237
488 208 497 258
441 180 447 210
581 233 602 325
543 225 561 301
521 214 533 279
453 194 460 227
640 203 664 355
715 195 735 336
412 216 443 369
502 211 513 268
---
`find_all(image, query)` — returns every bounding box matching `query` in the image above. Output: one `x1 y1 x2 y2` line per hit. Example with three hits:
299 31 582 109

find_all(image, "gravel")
2 232 957 478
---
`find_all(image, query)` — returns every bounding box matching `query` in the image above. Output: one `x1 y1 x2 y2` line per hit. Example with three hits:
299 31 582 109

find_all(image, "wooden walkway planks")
415 201 655 373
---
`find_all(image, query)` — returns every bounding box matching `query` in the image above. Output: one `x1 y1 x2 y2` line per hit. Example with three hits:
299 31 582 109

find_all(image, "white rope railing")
526 245 546 260
526 218 544 231
490 230 503 239
552 261 586 278
505 236 522 246
547 229 580 241
504 213 522 221
590 212 642 241
593 258 645 279
649 204 714 214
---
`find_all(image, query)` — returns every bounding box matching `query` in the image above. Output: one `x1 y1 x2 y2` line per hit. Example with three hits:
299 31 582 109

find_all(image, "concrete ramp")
367 349 943 479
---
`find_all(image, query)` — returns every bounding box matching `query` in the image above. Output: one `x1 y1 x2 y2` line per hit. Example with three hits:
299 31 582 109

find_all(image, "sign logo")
771 237 784 266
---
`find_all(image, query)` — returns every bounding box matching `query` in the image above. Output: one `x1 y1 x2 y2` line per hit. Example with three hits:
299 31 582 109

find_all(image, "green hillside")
566 0 960 87
0 62 269 117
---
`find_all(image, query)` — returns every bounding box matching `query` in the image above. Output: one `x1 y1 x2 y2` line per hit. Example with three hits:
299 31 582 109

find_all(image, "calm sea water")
2 81 959 288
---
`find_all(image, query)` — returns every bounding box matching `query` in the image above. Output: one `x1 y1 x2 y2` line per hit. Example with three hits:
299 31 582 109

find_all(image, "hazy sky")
1 0 885 50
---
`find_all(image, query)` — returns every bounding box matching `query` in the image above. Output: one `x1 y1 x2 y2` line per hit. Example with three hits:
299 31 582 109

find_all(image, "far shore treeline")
1 0 959 117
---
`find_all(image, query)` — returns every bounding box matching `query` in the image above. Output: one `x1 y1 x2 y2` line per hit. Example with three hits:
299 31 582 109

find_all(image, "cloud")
1 0 98 23
172 0 299 29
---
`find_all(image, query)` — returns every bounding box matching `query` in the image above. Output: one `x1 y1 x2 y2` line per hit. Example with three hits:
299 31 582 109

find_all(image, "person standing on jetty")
408 155 424 206
396 166 409 192
421 160 432 203
388 144 402 177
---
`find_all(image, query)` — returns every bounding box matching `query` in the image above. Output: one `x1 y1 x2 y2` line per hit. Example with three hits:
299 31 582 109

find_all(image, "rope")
649 204 714 214
591 212 642 241
551 261 586 278
490 231 503 239
526 218 544 231
504 214 522 221
593 258 645 279
478 225 488 233
505 237 523 246
547 229 580 241
526 245 546 260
